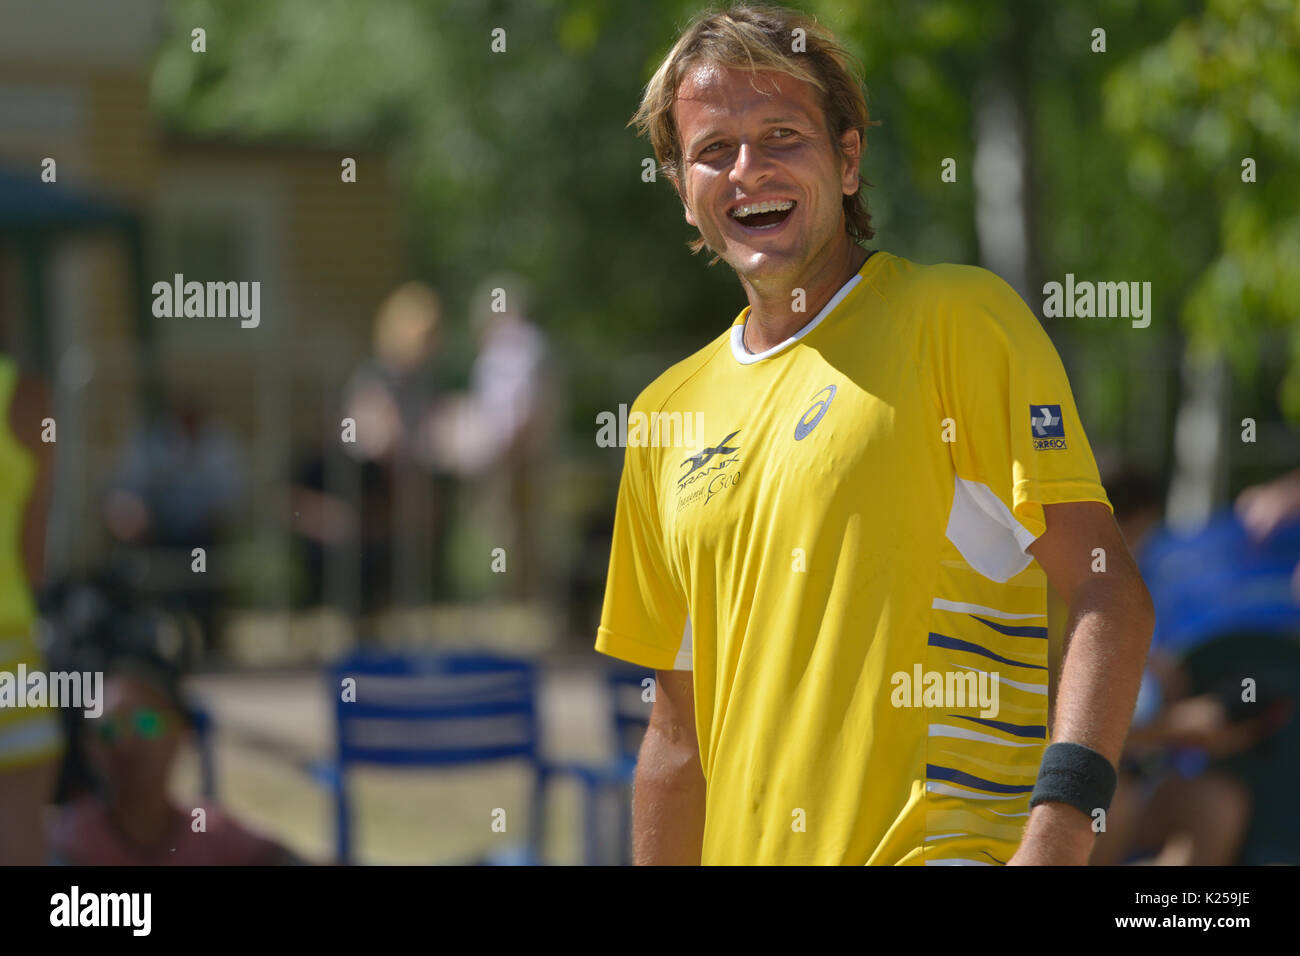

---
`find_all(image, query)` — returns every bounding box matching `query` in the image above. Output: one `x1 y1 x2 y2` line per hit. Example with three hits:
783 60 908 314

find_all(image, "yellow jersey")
595 251 1111 865
0 355 61 769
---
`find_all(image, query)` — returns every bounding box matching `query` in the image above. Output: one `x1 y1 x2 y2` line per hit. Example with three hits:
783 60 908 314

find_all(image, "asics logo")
794 385 836 440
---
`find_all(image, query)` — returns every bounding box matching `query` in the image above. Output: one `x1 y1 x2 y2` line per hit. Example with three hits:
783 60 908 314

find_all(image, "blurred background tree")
151 0 1298 520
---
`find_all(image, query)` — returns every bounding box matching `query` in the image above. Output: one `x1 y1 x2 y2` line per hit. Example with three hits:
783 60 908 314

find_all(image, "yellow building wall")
1 56 404 564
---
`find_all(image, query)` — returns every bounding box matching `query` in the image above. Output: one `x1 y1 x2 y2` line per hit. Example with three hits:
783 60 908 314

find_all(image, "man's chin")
726 245 799 280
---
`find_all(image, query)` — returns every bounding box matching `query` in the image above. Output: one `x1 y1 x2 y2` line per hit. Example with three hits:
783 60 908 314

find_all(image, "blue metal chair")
561 663 653 865
604 664 655 864
1139 507 1300 653
189 703 218 798
314 650 560 865
1133 507 1300 863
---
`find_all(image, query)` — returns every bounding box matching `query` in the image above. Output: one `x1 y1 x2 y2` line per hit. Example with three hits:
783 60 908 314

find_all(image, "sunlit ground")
161 608 622 865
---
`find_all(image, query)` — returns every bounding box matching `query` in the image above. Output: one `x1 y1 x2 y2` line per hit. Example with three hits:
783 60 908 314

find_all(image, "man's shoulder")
874 256 1039 349
628 324 734 417
872 255 1022 309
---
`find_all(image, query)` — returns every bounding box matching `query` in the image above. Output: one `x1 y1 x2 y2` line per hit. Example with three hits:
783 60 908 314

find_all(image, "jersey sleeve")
595 425 692 670
931 266 1111 580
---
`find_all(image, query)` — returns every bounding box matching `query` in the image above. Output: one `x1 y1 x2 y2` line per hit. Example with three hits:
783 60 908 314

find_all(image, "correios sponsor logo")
1030 404 1068 450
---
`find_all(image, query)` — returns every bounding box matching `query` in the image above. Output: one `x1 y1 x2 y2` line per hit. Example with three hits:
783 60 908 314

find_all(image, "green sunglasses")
94 707 169 743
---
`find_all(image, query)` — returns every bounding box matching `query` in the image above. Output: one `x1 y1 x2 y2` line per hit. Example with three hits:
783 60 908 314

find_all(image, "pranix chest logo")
675 429 741 511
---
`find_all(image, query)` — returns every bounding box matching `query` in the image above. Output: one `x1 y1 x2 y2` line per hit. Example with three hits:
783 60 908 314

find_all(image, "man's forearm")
632 728 706 865
1051 574 1154 762
1015 575 1153 862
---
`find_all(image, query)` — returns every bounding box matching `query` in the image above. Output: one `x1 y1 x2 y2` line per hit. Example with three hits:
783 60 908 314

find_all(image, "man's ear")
839 129 863 195
669 173 697 228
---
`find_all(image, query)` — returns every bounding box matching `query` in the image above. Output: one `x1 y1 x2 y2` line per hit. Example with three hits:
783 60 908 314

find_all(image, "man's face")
673 64 861 283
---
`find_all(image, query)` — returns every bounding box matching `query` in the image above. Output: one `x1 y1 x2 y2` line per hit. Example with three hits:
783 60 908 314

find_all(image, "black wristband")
1029 742 1118 819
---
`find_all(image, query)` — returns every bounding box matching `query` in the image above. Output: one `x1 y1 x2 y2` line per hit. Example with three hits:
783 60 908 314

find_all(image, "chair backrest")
605 664 654 762
330 650 541 768
1139 507 1300 653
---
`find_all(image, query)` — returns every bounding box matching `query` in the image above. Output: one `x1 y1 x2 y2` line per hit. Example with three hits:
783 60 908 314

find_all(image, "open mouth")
728 199 796 230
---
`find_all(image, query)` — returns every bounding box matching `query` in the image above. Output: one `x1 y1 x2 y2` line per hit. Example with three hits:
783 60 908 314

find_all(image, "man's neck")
740 239 869 355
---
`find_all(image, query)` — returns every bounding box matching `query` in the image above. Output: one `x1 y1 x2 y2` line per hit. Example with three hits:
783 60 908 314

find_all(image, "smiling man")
595 3 1154 865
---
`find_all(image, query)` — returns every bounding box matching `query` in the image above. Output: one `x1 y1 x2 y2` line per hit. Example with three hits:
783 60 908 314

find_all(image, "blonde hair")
628 2 876 263
373 281 441 370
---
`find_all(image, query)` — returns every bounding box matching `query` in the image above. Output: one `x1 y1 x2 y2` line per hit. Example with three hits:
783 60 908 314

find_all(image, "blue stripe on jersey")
927 633 1047 670
926 764 1036 794
947 714 1047 739
971 616 1049 639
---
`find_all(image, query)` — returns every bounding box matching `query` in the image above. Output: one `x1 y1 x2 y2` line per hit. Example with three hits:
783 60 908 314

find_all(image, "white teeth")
732 199 795 219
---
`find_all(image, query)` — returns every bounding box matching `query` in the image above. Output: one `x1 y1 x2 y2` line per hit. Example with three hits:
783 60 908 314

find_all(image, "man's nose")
730 142 772 185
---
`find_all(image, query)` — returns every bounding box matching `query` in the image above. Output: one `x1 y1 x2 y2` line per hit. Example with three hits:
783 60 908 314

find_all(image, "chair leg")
529 768 548 866
335 775 350 865
586 781 602 866
199 733 217 798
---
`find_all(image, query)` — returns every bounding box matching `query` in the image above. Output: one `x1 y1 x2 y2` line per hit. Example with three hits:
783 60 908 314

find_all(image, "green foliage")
1102 0 1300 418
151 0 1300 440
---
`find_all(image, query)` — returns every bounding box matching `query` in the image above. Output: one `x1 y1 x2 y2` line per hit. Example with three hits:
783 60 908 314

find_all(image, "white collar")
730 271 864 365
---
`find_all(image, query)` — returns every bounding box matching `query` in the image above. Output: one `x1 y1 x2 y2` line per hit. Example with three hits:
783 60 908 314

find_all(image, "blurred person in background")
103 394 247 650
429 273 552 599
292 280 450 612
1237 464 1300 601
39 564 192 807
0 353 59 864
1090 468 1298 865
47 650 300 865
1093 658 1269 865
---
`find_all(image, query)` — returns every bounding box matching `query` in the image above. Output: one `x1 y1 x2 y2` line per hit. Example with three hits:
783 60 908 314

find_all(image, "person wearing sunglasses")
92 705 170 745
48 660 299 865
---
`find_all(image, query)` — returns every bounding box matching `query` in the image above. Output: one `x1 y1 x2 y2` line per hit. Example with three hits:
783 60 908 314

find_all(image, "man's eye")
772 128 796 139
